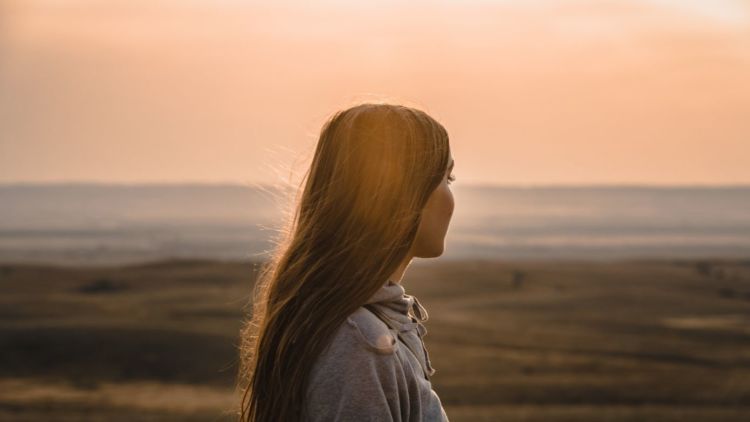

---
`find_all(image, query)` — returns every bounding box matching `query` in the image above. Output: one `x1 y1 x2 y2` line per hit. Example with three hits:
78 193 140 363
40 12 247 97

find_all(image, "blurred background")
1 0 749 421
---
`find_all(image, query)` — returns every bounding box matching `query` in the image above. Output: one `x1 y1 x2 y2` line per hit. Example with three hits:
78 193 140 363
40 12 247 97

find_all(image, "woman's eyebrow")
448 159 455 170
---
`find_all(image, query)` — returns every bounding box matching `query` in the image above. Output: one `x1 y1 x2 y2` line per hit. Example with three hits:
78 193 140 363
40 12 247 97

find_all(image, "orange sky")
1 0 748 186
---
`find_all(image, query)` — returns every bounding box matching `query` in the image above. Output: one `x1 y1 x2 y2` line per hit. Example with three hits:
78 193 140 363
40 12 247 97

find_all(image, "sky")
1 0 748 186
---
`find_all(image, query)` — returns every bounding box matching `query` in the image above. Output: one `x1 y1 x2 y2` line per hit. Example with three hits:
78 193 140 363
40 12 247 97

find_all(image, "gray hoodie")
303 280 450 421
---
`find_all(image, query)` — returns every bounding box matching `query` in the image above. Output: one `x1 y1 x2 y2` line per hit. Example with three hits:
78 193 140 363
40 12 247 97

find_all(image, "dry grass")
1 258 749 421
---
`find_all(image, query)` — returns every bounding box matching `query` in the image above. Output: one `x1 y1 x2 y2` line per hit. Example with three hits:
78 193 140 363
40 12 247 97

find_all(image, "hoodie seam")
345 316 399 355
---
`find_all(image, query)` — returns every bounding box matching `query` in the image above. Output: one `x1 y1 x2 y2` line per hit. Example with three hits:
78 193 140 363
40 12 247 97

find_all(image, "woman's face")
411 154 455 258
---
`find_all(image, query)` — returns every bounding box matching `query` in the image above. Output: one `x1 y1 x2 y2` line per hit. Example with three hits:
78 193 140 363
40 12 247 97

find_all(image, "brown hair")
236 102 451 421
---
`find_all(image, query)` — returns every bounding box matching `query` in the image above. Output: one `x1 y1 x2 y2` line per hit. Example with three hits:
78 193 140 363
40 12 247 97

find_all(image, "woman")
237 102 455 421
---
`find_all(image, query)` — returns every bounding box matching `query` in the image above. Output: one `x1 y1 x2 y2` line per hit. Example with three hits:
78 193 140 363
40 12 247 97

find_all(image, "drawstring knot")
409 294 429 322
407 294 429 338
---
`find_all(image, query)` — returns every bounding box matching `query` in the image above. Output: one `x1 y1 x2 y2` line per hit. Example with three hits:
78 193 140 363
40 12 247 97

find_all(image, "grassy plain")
1 258 749 421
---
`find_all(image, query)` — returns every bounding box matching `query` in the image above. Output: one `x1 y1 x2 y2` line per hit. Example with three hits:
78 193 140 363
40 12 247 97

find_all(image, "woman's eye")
447 173 456 184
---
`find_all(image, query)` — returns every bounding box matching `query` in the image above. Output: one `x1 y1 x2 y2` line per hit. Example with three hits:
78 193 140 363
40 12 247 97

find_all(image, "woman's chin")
415 244 445 259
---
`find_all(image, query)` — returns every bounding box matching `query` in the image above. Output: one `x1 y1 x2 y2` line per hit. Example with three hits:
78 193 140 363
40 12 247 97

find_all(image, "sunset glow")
1 0 748 185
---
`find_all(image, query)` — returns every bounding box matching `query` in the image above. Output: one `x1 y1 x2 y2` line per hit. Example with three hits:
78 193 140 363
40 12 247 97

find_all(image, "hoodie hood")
363 279 436 378
364 279 429 339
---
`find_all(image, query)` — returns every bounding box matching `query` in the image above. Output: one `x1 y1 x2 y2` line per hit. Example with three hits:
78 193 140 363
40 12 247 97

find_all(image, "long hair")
236 102 451 421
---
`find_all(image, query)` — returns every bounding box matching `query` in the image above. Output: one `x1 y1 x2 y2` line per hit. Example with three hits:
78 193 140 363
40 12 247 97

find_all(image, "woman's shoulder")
307 306 404 393
304 308 411 421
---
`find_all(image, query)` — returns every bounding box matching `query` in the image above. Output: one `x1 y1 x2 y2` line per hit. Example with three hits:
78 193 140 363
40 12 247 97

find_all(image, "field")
1 258 749 421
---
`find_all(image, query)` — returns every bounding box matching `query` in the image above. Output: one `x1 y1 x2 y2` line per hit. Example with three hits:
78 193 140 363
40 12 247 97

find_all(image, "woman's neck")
388 254 413 284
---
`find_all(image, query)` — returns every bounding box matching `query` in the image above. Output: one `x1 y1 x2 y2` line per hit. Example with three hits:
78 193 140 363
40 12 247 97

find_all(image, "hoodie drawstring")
409 295 429 322
407 295 436 377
